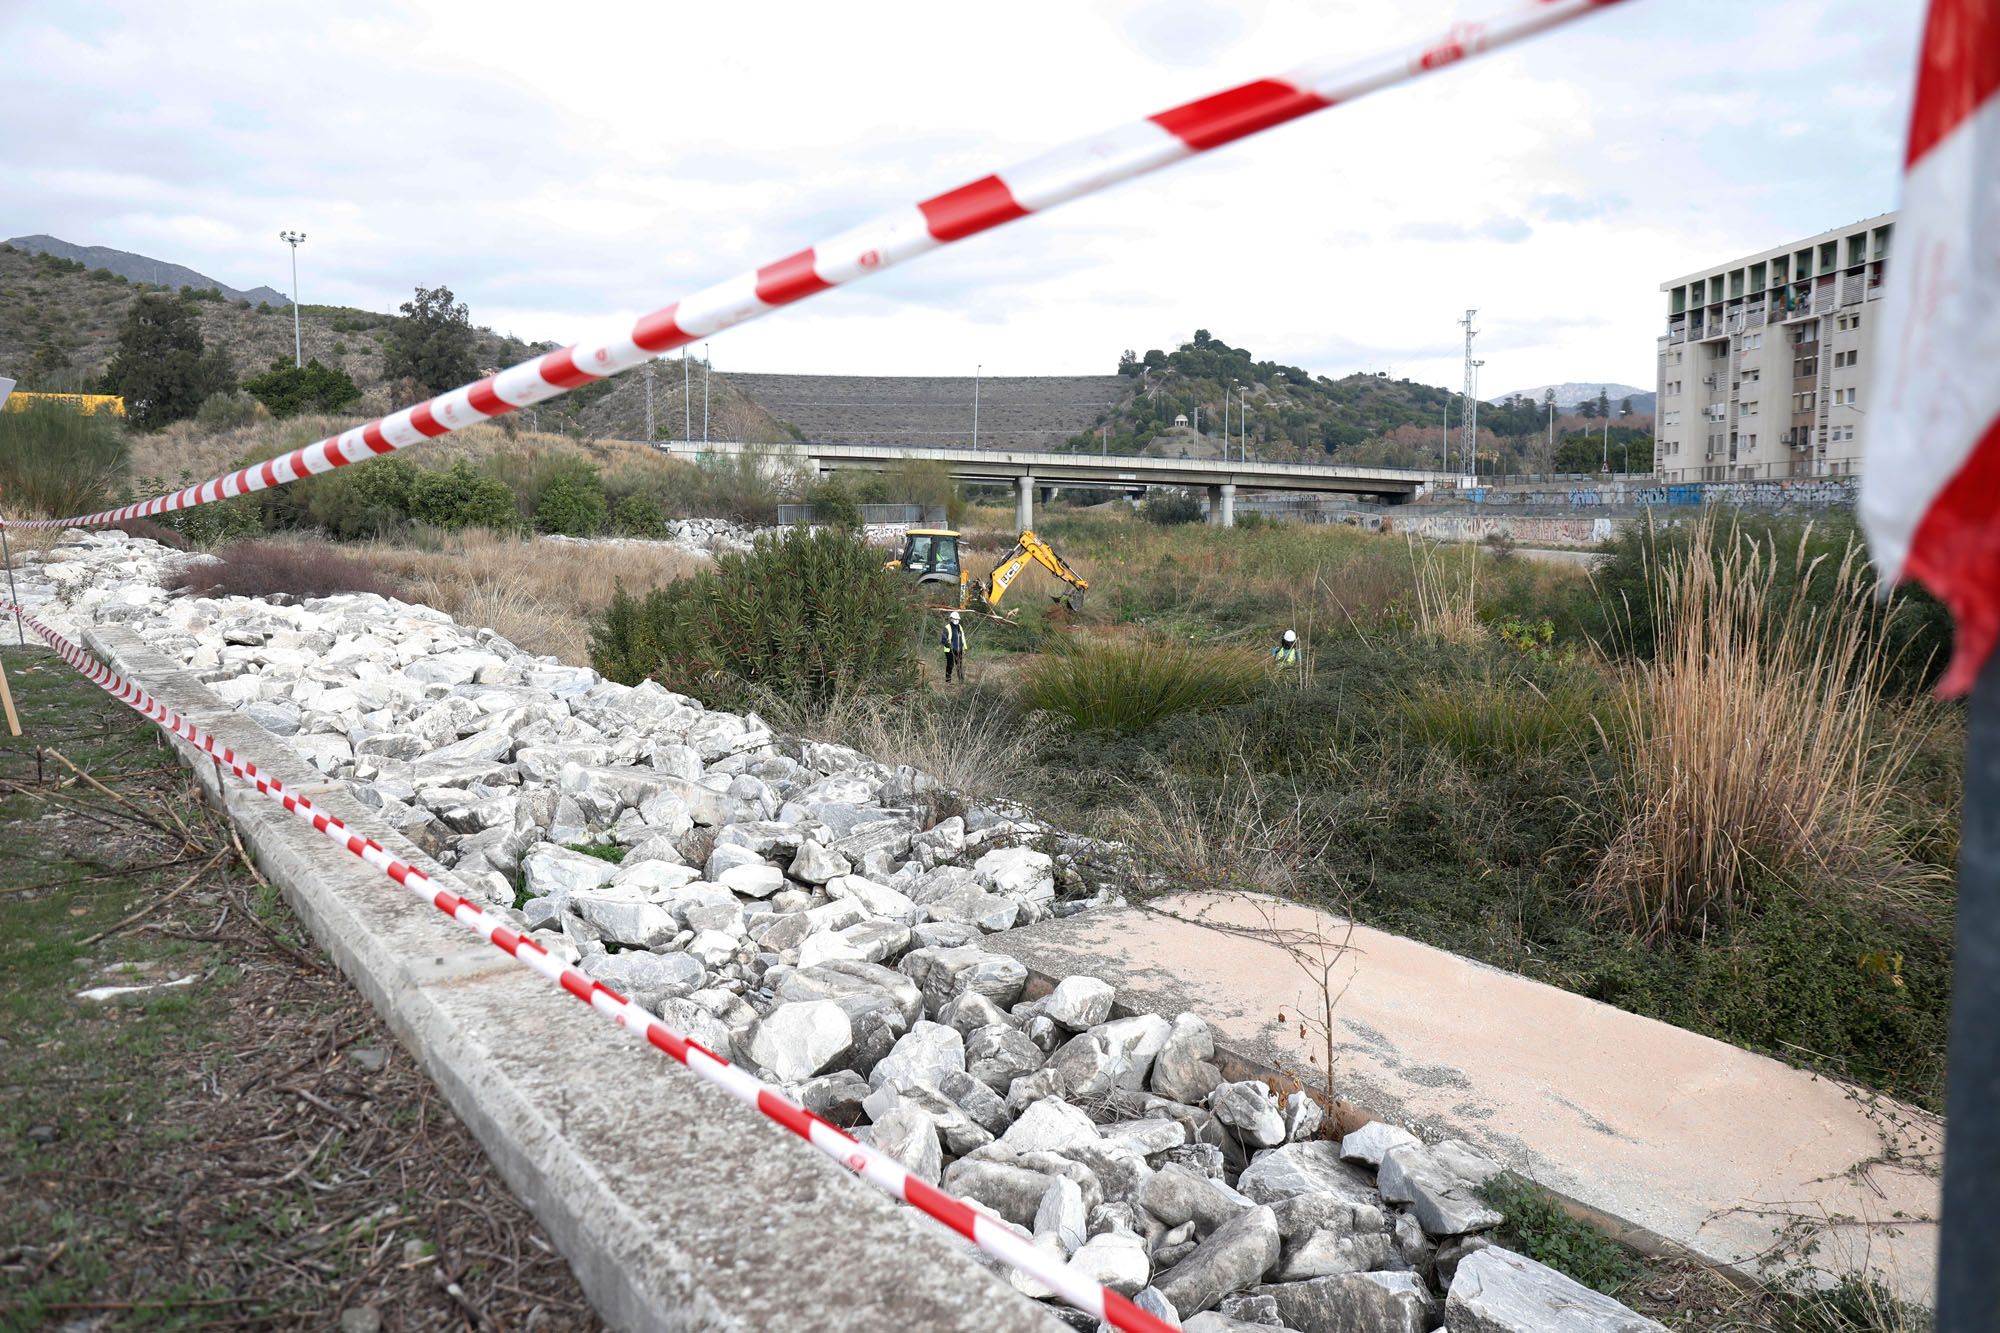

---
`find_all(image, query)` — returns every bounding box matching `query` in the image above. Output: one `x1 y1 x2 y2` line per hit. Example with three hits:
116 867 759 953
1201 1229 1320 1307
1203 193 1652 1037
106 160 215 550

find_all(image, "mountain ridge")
1494 380 1655 415
6 233 290 307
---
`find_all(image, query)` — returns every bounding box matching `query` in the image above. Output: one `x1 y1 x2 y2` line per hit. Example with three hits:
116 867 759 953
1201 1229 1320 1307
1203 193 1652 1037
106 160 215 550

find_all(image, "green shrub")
300 456 419 539
564 842 627 864
241 358 361 418
1773 1275 1934 1332
407 459 520 532
534 461 608 536
589 526 920 709
613 492 667 538
1020 639 1262 736
194 391 261 430
806 477 862 530
1475 1173 1638 1296
134 471 263 548
1140 489 1204 525
0 398 129 519
1397 664 1612 763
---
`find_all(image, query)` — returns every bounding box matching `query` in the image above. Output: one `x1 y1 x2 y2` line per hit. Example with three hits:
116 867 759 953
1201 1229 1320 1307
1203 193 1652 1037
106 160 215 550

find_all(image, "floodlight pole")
703 343 711 444
973 364 981 449
280 231 306 367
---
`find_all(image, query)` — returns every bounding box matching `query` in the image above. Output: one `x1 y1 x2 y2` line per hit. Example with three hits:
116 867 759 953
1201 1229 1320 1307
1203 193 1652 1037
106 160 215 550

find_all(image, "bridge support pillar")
1016 476 1034 531
1208 483 1235 528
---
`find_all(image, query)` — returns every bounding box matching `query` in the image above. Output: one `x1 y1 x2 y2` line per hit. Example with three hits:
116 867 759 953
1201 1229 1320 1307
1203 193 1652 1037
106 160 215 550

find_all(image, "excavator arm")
981 529 1089 611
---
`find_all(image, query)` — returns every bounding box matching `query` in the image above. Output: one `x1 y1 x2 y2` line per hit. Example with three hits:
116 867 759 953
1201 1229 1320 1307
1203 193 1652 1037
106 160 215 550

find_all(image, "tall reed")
1591 514 1928 939
1408 538 1485 644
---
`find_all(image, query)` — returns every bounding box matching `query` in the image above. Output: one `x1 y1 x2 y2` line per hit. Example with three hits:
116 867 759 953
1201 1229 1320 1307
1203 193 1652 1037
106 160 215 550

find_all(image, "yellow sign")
2 392 127 417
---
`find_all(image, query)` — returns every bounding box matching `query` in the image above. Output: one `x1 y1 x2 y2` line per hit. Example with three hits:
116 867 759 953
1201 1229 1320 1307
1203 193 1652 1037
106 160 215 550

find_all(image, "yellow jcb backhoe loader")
887 528 1088 613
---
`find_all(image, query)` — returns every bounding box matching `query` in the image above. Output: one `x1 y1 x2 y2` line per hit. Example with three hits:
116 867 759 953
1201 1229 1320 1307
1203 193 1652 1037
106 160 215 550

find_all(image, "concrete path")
989 893 1941 1305
1515 545 1609 568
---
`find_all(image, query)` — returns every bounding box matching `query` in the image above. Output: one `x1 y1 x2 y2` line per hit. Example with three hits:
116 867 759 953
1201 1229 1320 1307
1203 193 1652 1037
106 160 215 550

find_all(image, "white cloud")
0 0 1928 394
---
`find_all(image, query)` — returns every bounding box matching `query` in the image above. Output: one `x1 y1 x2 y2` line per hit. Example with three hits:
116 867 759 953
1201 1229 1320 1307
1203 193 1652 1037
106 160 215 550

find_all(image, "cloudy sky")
3 0 1923 395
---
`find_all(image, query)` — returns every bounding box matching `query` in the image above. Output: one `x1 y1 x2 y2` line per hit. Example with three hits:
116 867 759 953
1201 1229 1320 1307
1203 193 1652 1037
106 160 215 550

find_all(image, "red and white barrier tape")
2 600 1175 1331
3 0 1626 533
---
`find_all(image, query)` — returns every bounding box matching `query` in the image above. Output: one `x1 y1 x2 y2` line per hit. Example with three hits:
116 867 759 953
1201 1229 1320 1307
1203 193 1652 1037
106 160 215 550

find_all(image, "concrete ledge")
990 895 1940 1307
84 626 1062 1333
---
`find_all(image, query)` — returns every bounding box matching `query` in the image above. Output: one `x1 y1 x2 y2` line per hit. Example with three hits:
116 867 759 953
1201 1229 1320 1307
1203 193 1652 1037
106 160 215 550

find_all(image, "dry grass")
782 688 1045 811
346 530 706 664
1105 756 1335 898
168 541 399 600
1409 537 1486 644
1591 513 1934 940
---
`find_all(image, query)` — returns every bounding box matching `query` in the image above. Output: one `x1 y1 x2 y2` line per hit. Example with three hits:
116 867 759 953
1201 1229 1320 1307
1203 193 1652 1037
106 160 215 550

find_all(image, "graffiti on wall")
1388 513 1616 547
1455 476 1856 511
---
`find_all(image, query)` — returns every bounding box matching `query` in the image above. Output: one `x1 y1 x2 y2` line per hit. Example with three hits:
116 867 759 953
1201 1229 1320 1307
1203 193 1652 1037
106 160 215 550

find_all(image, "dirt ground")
0 647 602 1331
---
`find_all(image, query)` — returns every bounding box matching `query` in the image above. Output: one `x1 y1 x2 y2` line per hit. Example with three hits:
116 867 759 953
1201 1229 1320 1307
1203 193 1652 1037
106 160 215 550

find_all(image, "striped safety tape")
1 600 1176 1330
3 0 1628 532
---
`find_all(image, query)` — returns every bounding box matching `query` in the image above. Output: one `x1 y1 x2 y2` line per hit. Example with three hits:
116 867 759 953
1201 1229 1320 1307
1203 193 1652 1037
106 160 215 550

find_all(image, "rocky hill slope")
8 233 290 306
0 243 540 411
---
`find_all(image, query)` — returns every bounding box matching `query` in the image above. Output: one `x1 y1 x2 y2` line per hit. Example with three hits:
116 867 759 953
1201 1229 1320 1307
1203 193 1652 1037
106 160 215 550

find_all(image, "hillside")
1074 332 1653 474
1077 331 1458 462
0 243 542 416
565 359 798 445
8 233 289 307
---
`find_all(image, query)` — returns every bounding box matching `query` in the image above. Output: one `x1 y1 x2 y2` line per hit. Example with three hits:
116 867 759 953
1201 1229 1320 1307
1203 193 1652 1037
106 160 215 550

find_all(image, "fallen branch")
78 848 228 946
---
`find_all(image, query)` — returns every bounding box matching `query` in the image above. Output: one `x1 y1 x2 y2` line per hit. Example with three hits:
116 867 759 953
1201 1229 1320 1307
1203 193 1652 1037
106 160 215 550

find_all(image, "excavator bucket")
1061 586 1087 612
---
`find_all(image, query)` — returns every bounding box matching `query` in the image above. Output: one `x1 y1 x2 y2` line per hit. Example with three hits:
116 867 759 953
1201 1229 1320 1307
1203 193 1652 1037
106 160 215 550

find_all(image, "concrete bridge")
659 440 1449 528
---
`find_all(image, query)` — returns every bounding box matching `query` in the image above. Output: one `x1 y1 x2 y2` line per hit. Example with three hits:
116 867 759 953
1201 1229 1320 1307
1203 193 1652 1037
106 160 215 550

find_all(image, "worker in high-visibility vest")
1271 628 1299 666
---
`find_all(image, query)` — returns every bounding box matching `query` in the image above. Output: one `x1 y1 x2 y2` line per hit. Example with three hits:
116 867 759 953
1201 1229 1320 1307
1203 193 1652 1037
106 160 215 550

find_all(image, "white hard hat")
949 611 961 622
1282 629 1297 643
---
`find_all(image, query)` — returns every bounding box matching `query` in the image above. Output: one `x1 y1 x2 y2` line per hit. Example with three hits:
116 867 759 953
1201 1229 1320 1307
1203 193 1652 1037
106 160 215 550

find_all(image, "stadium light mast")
703 343 711 444
683 349 691 442
1457 309 1478 478
973 364 981 449
1471 359 1485 477
280 231 306 367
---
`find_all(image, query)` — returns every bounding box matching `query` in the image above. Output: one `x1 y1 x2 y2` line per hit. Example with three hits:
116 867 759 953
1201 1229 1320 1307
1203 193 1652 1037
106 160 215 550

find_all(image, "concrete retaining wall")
82 625 1060 1333
1387 512 1619 547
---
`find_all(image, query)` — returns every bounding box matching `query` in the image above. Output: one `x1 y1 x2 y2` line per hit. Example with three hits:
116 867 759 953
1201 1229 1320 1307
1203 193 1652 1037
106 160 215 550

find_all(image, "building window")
1743 368 1761 382
1741 401 1759 416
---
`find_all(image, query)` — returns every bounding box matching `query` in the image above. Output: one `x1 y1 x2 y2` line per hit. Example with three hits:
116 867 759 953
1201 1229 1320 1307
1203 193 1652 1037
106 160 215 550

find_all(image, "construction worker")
940 611 968 683
1272 628 1300 667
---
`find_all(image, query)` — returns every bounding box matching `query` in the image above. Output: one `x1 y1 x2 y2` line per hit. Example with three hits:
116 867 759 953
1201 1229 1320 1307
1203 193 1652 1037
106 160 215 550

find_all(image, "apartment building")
1654 211 1894 482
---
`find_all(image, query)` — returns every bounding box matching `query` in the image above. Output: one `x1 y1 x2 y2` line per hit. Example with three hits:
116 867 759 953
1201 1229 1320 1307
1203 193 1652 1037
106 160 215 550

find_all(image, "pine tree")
382 284 478 396
103 293 235 428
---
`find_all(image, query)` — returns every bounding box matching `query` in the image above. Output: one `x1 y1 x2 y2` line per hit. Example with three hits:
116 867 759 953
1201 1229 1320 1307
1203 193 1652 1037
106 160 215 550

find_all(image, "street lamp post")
279 231 306 368
973 364 981 449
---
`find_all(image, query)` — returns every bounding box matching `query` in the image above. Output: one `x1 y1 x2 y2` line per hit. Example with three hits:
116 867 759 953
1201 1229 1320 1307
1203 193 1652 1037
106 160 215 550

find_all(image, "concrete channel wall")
83 625 1061 1333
